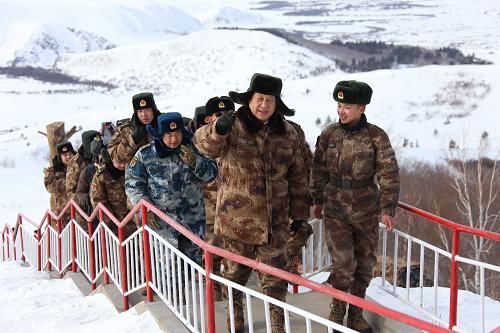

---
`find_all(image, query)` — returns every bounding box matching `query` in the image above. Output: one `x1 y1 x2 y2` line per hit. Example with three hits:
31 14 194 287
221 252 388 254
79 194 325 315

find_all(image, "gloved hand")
289 219 305 233
180 145 197 169
132 125 147 144
215 110 236 135
147 210 161 230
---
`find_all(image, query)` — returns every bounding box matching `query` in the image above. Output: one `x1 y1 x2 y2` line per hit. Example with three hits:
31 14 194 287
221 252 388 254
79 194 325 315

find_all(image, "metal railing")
3 199 495 332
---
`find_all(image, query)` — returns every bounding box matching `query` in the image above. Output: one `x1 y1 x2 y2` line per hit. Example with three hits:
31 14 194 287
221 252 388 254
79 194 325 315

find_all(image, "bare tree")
444 134 500 292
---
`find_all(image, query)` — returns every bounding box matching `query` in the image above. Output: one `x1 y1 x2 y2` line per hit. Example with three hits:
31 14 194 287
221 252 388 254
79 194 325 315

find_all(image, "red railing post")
88 217 96 290
204 250 216 333
57 219 62 275
100 208 109 285
118 226 129 311
449 230 461 330
19 216 25 263
37 228 41 271
2 232 5 261
47 215 52 271
71 205 77 272
142 205 153 302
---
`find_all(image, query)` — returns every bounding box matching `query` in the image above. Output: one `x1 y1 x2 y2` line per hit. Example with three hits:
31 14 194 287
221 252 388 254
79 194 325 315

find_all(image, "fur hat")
132 92 159 112
333 80 373 105
228 73 294 117
205 96 235 116
56 141 75 155
146 112 193 140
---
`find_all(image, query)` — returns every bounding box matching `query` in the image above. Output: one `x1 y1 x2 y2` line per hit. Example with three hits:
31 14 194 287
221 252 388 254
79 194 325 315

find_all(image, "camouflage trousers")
325 215 379 297
223 236 288 333
205 223 223 274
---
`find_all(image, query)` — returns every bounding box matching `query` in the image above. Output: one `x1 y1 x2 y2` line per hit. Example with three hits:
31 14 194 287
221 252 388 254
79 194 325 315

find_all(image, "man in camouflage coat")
201 96 235 301
44 141 75 226
108 92 160 167
310 80 400 333
125 112 217 265
66 130 98 202
91 145 136 239
195 73 310 333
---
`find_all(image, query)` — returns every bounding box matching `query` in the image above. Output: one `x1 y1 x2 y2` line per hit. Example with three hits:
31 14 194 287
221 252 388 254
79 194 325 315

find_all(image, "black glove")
215 110 236 135
52 155 64 171
289 219 305 233
132 125 147 144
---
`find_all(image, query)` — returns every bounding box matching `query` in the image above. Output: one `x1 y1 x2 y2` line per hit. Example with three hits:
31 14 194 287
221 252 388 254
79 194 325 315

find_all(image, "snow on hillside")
203 6 264 26
55 29 336 96
0 260 162 332
0 22 115 68
0 0 203 51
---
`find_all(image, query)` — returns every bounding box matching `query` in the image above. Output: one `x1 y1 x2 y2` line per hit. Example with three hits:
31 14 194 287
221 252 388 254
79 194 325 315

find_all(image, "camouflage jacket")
76 164 97 215
91 165 136 237
310 117 400 219
203 177 218 226
125 142 218 239
66 148 91 201
44 164 69 215
194 108 310 245
107 120 151 166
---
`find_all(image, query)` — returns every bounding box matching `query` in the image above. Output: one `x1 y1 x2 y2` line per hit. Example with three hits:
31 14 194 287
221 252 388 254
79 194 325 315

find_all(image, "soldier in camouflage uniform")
66 130 98 204
201 96 235 301
310 80 400 333
108 92 161 168
125 112 218 265
44 141 75 226
195 73 310 333
91 144 136 239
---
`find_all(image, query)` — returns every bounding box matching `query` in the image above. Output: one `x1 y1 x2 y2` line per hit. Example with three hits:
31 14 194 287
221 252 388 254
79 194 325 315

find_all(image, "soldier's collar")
340 113 367 133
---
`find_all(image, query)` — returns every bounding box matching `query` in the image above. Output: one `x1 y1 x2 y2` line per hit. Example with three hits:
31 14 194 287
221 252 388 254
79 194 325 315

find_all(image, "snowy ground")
289 272 500 333
0 260 162 333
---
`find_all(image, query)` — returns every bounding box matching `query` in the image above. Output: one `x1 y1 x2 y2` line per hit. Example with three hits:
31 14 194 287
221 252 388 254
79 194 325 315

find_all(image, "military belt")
330 175 374 189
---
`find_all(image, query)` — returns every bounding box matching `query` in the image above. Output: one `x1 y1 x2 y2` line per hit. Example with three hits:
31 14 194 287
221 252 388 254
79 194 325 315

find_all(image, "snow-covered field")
0 260 162 332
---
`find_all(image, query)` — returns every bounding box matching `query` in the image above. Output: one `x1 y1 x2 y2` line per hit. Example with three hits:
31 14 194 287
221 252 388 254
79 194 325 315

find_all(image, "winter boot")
347 305 372 333
226 297 244 333
328 298 346 333
270 305 285 333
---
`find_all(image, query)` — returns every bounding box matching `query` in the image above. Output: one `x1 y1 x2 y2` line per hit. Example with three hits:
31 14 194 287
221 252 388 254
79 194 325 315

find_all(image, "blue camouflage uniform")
125 112 218 265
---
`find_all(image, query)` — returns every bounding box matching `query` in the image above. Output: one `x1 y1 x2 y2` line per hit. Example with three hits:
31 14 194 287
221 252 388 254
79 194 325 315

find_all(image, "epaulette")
95 165 106 177
138 142 153 152
117 119 133 130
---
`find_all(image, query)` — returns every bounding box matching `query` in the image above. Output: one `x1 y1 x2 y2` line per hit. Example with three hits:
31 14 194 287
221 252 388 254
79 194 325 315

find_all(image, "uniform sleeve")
309 127 333 205
125 152 151 206
193 121 229 159
287 134 310 220
75 167 90 209
373 128 400 217
90 173 109 209
192 147 218 182
44 167 62 193
108 126 142 165
65 159 80 200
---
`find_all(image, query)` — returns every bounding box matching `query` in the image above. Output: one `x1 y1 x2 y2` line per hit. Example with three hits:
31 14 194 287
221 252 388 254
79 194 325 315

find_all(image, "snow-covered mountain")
55 29 335 96
0 23 115 68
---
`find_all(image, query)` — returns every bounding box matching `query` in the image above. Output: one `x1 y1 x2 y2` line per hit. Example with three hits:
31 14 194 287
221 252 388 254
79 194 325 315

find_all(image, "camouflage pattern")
203 172 224 275
310 118 400 297
66 147 91 201
91 165 136 238
107 120 151 166
223 237 287 333
193 116 310 245
125 142 218 264
43 163 70 225
284 120 313 266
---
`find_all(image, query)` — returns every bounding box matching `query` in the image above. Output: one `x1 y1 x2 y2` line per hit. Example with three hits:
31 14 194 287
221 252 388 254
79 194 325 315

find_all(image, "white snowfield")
0 260 162 333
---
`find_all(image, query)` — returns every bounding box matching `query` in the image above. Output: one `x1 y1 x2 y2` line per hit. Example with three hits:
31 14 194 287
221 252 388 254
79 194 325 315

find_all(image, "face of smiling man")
248 92 276 122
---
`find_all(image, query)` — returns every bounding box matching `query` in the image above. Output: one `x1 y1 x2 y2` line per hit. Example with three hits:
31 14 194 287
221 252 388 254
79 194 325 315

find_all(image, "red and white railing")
2 199 497 333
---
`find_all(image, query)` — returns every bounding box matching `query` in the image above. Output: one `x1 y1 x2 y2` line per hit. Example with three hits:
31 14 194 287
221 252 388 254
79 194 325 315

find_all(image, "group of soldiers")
43 73 399 333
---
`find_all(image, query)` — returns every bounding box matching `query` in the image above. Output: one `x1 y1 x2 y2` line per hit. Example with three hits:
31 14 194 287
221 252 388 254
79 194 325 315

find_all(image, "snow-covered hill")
55 29 336 95
0 23 115 68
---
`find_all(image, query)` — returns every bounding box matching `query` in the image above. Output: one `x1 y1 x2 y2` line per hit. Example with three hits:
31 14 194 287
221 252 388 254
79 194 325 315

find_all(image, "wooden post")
46 122 67 160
